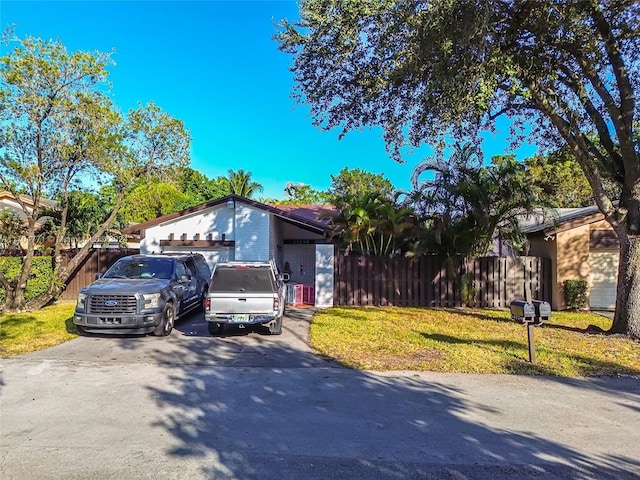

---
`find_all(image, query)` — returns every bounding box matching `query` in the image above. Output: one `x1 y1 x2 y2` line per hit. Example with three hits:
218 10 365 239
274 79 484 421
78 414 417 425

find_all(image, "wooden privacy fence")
60 248 139 301
334 255 551 308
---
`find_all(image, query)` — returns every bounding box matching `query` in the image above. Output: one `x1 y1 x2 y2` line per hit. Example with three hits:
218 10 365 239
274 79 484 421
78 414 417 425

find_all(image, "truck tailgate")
208 293 275 314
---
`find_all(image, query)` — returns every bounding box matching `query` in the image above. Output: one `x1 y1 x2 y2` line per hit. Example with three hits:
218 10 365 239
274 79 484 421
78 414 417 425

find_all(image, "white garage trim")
589 250 618 311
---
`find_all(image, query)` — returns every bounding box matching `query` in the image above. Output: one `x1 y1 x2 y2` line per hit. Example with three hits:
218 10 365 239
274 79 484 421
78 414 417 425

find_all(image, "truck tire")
208 322 224 336
269 316 283 335
153 302 175 336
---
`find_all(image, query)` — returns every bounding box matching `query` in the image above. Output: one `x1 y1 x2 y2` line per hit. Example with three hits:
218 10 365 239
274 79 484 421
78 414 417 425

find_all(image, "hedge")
0 256 54 302
563 279 588 310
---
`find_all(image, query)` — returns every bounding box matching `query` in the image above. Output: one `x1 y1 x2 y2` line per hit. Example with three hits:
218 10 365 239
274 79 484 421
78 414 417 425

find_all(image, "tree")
0 36 190 310
176 166 230 206
327 167 395 209
120 182 188 224
523 147 621 208
280 182 329 204
406 143 547 257
322 191 417 256
278 1 640 338
38 190 116 249
224 169 263 198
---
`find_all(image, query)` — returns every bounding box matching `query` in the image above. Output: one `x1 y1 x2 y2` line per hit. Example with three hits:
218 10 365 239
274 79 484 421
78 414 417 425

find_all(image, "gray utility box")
532 300 551 323
510 301 536 323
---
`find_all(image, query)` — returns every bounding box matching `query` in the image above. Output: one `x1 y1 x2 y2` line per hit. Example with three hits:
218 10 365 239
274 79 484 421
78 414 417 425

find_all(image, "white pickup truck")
204 261 288 336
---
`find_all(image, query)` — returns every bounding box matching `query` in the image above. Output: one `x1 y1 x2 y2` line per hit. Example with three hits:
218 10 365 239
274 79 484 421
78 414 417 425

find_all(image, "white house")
124 195 336 307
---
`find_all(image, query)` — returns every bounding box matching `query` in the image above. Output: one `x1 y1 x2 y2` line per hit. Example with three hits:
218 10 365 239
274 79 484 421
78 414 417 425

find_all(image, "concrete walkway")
1 309 638 479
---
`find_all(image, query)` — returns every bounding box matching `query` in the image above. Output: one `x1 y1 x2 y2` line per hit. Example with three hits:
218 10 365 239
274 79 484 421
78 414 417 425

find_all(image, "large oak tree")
277 0 640 338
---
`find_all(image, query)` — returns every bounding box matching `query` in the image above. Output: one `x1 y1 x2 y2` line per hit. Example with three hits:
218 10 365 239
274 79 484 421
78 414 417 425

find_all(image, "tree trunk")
24 192 125 311
610 233 640 339
8 231 37 311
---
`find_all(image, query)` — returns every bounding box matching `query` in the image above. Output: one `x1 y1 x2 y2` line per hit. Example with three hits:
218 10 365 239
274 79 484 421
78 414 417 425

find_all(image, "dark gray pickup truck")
73 253 211 336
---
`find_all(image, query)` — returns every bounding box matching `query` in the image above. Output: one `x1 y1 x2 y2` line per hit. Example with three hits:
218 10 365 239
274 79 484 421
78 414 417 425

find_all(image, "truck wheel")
154 303 175 336
208 322 224 336
269 316 283 335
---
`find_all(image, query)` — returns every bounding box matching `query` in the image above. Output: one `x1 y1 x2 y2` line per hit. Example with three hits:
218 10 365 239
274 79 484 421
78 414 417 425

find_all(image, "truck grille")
88 295 137 314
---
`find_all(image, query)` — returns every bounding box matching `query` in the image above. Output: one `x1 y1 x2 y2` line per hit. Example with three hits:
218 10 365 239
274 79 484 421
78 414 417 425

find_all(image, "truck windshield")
210 267 274 293
103 258 174 280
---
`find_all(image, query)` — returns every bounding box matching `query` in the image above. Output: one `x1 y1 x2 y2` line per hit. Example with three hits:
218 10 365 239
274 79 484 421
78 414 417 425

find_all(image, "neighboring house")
123 195 336 307
0 190 57 221
0 190 58 250
522 205 619 311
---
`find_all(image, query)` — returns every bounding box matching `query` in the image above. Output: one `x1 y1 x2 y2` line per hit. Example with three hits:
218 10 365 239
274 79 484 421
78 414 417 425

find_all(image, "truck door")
175 261 198 310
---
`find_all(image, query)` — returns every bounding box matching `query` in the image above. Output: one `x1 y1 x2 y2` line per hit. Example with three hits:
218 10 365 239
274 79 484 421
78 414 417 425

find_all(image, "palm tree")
406 143 550 257
321 192 418 256
225 169 263 198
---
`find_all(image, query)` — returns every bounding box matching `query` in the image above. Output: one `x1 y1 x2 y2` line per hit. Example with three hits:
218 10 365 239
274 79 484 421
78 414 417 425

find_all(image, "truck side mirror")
95 273 103 280
281 273 290 282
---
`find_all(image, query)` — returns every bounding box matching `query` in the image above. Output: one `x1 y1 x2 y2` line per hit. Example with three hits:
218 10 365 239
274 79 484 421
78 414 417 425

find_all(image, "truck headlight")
143 293 161 309
77 293 87 311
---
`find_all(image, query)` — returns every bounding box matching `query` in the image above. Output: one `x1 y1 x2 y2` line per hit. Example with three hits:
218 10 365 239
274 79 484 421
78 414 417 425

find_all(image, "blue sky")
2 0 536 200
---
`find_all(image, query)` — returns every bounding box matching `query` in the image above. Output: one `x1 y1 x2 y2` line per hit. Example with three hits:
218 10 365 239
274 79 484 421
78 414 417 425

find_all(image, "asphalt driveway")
1 308 639 479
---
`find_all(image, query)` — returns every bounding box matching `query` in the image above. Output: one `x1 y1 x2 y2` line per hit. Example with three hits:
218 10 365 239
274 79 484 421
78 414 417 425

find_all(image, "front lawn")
0 302 77 357
2 303 639 377
310 307 640 376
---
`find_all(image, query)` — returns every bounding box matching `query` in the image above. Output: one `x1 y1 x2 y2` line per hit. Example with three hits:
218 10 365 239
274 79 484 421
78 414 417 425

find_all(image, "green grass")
310 307 640 376
2 303 639 377
0 301 78 357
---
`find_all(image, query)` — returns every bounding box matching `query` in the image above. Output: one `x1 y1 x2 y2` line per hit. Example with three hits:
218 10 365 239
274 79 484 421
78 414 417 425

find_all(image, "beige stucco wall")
555 225 590 310
590 219 611 230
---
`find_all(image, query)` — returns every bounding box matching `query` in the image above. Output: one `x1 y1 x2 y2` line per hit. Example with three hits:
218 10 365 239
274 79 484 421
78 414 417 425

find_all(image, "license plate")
231 314 250 323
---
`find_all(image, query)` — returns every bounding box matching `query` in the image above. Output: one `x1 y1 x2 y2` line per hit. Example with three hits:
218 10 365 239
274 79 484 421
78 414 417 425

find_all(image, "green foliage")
280 182 329 205
113 102 191 188
0 210 26 251
224 169 263 198
277 1 640 337
0 257 53 302
0 35 192 310
459 272 476 308
37 190 117 247
563 279 588 310
176 166 230 205
523 147 621 208
322 191 418 256
405 143 547 257
120 182 188 223
327 167 395 210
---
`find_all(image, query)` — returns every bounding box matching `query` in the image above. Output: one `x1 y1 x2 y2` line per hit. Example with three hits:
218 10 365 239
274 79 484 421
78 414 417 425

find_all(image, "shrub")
0 256 54 302
459 272 476 307
563 279 588 310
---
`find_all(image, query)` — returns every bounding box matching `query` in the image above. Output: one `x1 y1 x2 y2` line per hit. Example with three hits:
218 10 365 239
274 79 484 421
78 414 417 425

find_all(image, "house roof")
521 205 606 235
123 194 334 236
267 203 335 224
0 190 58 220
